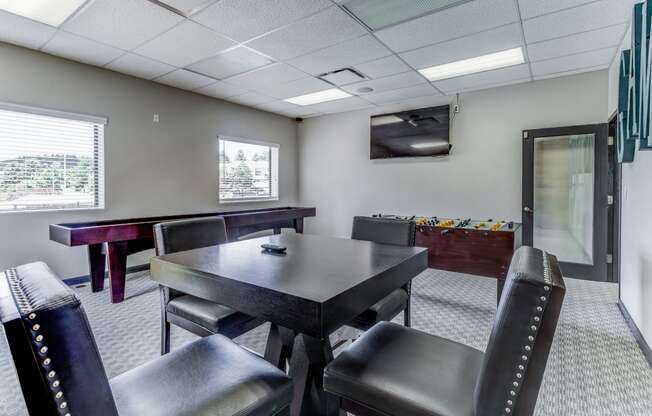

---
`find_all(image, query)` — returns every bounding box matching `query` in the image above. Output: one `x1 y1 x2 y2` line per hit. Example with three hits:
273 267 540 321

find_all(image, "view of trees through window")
218 138 278 201
0 108 104 212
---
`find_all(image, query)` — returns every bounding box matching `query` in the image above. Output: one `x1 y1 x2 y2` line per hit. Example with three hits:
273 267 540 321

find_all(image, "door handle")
523 206 535 213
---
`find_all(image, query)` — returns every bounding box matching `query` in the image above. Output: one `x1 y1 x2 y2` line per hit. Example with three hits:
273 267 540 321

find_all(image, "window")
0 103 106 213
218 137 279 202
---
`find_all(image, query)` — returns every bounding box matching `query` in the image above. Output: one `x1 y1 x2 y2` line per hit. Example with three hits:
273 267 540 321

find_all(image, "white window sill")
219 197 279 204
0 206 105 215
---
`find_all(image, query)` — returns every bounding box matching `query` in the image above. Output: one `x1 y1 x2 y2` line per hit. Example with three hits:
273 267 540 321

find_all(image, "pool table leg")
106 241 128 303
88 243 106 292
294 218 304 233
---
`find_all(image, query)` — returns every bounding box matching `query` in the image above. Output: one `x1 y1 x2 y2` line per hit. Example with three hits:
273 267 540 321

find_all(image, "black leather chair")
324 246 565 416
0 262 292 416
154 216 264 354
350 216 416 329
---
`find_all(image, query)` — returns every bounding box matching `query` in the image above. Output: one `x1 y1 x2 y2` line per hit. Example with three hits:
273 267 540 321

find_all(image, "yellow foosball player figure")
437 219 455 228
490 222 505 231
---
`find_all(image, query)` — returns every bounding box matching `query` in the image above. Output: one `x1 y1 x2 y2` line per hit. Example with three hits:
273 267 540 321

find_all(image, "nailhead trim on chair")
502 252 552 415
6 268 72 416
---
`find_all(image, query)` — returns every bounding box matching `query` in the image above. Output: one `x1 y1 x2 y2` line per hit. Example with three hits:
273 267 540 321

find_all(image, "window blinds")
0 104 105 212
218 137 279 202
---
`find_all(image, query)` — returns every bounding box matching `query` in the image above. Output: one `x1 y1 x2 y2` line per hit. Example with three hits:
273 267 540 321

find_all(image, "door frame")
522 124 609 281
608 113 621 284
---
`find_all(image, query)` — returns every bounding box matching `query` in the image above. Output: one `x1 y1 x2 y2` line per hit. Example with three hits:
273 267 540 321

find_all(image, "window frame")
217 135 280 204
0 101 107 214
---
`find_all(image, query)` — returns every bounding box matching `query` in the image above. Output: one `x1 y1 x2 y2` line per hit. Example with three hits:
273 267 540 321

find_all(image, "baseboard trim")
618 300 652 368
63 264 150 286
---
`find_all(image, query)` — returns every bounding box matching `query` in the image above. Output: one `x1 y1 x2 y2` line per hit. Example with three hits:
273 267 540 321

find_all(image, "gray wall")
298 70 608 238
0 42 298 279
608 24 652 345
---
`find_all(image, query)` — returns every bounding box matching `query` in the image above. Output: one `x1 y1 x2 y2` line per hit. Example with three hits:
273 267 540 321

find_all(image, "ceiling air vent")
318 68 367 86
342 0 472 31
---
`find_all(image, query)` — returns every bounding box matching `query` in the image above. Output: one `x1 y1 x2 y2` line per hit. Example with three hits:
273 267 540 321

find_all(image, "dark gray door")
522 124 609 281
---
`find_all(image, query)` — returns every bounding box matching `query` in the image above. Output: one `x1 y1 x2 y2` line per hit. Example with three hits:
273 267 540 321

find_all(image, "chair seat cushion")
350 288 408 329
324 322 484 416
111 334 292 416
167 294 257 335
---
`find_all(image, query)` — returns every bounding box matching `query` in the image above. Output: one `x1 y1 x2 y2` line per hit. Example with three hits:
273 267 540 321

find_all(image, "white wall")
608 24 652 344
0 42 298 279
298 71 608 238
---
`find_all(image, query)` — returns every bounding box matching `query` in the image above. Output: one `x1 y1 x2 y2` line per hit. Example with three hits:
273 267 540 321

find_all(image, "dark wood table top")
150 233 428 339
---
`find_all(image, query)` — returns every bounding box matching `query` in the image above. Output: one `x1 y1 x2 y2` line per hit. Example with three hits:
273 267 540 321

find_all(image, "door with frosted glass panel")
522 125 609 281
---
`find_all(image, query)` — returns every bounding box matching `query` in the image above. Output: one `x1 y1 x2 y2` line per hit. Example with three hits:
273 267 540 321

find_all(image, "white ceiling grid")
0 0 637 118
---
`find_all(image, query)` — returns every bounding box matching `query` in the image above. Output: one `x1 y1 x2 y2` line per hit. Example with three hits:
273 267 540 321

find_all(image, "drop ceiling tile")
533 64 608 81
255 76 334 99
195 80 250 98
375 0 519 52
254 100 303 113
432 64 531 94
227 92 276 106
154 69 217 90
528 24 627 62
192 0 331 42
361 84 441 105
307 96 375 114
105 53 175 80
287 35 392 75
376 94 452 114
187 47 272 79
522 0 632 44
530 47 617 77
399 23 523 70
134 20 235 67
222 63 308 90
341 71 426 94
246 6 367 60
62 0 183 50
0 10 56 49
279 105 321 117
159 0 218 15
354 56 412 79
519 0 638 20
42 32 124 67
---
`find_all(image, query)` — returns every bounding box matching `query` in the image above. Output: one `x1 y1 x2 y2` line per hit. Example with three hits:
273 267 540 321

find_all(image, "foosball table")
373 215 522 302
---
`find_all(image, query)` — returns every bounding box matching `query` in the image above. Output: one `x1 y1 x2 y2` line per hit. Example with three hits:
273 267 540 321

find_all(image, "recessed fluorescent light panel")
343 0 470 30
284 89 352 106
0 0 88 27
419 47 525 82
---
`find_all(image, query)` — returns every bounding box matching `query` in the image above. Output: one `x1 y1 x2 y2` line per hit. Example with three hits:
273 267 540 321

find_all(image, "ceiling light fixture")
419 47 525 82
0 0 88 27
284 89 352 106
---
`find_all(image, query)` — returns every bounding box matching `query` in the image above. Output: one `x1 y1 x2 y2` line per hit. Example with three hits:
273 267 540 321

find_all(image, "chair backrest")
154 216 229 255
0 262 118 416
473 246 565 416
351 216 416 247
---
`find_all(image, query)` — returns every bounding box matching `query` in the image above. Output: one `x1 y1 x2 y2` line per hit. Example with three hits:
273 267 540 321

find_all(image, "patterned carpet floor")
1 269 652 415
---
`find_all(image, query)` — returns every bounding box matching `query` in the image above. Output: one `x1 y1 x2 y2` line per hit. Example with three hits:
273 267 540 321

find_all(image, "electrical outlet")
153 114 159 123
453 104 460 113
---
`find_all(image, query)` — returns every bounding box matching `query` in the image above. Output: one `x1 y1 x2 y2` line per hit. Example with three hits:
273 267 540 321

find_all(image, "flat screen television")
370 105 451 159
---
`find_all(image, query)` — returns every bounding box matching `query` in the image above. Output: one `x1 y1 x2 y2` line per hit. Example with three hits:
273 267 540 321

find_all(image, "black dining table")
150 233 428 416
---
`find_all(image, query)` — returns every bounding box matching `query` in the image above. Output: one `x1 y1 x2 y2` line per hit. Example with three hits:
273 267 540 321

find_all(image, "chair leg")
403 281 412 328
160 286 171 355
161 319 171 355
404 301 411 327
